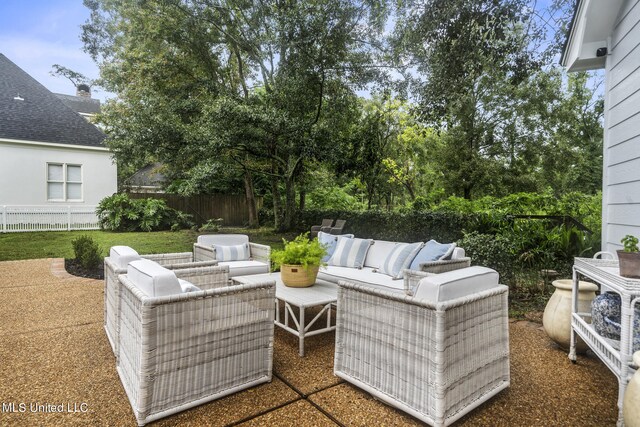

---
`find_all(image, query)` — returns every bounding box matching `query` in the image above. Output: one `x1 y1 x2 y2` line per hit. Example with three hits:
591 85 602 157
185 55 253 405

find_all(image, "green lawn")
0 227 545 318
0 227 300 261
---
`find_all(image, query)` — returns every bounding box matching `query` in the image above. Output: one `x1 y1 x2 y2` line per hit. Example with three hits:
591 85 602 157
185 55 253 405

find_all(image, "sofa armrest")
403 269 435 296
142 252 193 266
249 242 271 263
173 265 229 290
419 257 471 274
193 242 216 262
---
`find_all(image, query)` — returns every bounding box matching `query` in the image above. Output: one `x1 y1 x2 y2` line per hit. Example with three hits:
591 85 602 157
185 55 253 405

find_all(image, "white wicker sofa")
104 245 220 355
116 259 276 426
334 266 510 427
317 236 470 293
193 234 271 277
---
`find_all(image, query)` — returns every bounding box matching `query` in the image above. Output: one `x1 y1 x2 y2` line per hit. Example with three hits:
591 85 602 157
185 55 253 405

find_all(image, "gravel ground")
0 259 619 426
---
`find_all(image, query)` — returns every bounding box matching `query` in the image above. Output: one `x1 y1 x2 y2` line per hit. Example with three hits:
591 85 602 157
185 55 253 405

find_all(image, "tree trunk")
271 161 282 230
299 188 305 212
243 169 259 228
405 183 416 200
281 175 296 231
463 185 472 200
280 156 303 231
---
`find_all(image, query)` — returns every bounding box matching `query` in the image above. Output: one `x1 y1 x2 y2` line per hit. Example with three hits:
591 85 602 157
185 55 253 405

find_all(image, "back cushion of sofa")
127 259 183 297
364 240 397 269
413 266 499 302
451 247 466 259
197 234 249 246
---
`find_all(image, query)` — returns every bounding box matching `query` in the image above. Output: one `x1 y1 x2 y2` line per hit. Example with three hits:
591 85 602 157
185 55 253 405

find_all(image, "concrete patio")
0 259 620 426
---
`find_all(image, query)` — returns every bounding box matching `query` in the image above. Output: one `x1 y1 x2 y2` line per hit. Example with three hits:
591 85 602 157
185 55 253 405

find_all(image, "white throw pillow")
378 242 424 279
328 237 373 269
213 243 250 261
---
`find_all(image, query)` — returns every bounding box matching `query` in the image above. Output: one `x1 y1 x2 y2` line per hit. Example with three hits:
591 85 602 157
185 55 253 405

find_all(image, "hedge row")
292 209 506 243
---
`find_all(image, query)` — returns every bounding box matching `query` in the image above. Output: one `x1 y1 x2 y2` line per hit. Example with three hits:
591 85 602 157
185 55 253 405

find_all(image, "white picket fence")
0 205 99 233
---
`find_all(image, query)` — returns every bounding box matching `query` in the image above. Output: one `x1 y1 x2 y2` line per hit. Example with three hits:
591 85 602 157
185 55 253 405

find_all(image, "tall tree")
393 0 546 199
82 0 388 229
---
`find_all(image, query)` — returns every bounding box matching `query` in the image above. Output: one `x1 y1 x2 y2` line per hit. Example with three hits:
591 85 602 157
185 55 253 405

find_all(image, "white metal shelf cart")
570 257 640 426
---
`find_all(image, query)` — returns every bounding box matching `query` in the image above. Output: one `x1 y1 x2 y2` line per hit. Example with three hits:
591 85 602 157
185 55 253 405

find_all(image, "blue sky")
0 0 567 105
0 1 109 102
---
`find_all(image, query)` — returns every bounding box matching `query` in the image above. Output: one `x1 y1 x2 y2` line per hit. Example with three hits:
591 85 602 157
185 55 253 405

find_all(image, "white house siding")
603 0 640 253
0 139 117 206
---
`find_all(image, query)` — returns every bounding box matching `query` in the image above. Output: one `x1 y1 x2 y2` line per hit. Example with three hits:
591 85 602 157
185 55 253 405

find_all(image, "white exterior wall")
0 139 117 206
603 0 640 252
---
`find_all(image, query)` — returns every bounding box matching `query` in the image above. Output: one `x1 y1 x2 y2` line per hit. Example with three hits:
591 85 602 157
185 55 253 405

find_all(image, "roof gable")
0 53 105 147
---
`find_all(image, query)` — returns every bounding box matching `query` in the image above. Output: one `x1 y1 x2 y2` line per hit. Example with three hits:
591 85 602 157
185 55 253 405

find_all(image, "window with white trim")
47 163 83 201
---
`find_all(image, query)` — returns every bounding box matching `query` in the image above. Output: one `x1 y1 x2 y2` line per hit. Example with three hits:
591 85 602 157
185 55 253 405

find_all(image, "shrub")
458 231 519 285
96 194 193 232
96 193 140 231
72 235 102 271
295 209 502 243
199 218 224 233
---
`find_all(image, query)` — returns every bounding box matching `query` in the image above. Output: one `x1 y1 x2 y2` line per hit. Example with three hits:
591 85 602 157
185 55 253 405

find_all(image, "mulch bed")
64 258 104 280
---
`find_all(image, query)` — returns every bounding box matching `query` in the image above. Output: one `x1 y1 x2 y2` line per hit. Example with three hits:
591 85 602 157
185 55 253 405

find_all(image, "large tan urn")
624 352 640 427
543 279 598 353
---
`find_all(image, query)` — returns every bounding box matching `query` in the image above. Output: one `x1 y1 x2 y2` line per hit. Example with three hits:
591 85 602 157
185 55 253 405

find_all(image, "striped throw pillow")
328 237 373 269
378 242 424 279
213 243 250 261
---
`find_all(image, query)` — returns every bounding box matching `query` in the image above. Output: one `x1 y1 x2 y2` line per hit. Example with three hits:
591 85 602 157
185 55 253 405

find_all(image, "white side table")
232 272 338 356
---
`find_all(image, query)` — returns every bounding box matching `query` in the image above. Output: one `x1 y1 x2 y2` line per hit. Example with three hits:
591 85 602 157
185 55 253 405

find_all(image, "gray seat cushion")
318 266 404 290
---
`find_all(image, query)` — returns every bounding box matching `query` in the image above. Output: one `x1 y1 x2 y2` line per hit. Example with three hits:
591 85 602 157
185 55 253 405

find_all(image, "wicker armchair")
324 219 347 235
193 234 271 277
104 246 220 356
117 266 275 426
335 267 510 427
310 218 334 238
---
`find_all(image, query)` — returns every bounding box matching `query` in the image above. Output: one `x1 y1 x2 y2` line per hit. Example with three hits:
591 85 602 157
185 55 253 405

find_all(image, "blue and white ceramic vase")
592 292 640 352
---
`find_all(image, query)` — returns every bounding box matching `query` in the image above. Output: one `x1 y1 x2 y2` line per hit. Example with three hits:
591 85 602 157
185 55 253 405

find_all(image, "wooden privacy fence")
128 193 262 226
0 205 99 233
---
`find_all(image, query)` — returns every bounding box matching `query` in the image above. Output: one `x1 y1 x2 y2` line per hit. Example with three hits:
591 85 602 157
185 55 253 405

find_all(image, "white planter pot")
543 279 598 353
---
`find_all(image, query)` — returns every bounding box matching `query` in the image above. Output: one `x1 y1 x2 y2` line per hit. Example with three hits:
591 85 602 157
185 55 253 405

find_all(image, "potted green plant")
618 235 640 278
271 234 328 287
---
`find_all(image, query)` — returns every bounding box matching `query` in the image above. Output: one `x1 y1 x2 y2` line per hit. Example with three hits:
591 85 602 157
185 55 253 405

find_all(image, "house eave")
560 0 625 72
0 137 110 152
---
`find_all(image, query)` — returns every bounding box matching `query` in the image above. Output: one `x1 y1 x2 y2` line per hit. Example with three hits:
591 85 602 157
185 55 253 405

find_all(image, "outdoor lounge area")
0 257 621 426
3 0 640 424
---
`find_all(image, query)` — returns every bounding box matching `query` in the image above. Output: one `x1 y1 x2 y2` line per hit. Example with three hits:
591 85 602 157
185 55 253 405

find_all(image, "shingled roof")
0 53 105 147
55 93 101 116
